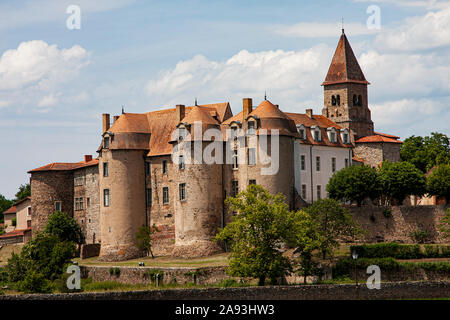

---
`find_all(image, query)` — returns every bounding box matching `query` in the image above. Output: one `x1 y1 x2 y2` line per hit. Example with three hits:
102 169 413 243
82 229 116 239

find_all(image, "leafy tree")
327 165 381 206
306 199 362 259
44 211 84 244
135 224 159 258
286 210 323 283
438 208 450 239
378 161 426 204
18 270 52 294
15 183 31 201
400 132 450 173
426 164 450 203
215 184 292 286
0 194 13 224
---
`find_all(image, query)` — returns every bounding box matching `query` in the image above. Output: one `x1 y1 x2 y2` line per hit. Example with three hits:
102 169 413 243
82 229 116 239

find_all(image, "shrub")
383 208 392 218
440 245 450 258
333 257 399 278
18 270 52 294
144 269 163 283
44 211 84 244
109 267 121 277
410 229 430 244
423 245 440 258
350 243 422 259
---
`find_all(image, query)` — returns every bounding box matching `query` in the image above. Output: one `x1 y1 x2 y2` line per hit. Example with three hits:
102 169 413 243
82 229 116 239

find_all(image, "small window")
27 220 31 228
301 155 306 171
313 129 321 142
330 131 337 143
75 197 84 211
231 180 239 197
316 156 321 172
162 160 168 174
299 129 305 139
343 133 349 144
353 94 358 106
27 207 31 216
317 185 322 200
146 188 152 206
104 137 110 149
345 158 349 167
231 126 238 140
104 189 110 207
163 187 169 204
145 162 151 176
247 121 256 135
332 95 336 106
332 157 336 173
179 155 185 170
178 127 186 141
179 183 186 201
249 179 256 185
337 95 341 106
232 149 238 169
301 185 307 199
358 95 362 106
103 162 109 177
248 148 256 166
87 198 90 207
55 201 62 212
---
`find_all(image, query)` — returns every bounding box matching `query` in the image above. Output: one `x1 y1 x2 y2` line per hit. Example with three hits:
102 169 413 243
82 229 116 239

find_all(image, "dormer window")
297 125 306 140
104 137 110 149
327 128 338 143
312 126 321 142
341 129 350 144
178 127 186 141
247 121 256 135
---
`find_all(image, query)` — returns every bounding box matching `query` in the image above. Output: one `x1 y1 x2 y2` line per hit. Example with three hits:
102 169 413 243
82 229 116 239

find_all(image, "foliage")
438 208 450 239
383 208 392 218
215 184 293 286
306 199 362 259
17 270 52 294
327 165 381 206
109 267 121 277
44 211 84 244
333 257 399 278
11 217 16 227
409 229 430 244
0 194 13 224
350 243 450 259
400 133 450 173
15 183 31 202
426 164 450 202
144 269 163 283
378 161 426 204
134 224 159 258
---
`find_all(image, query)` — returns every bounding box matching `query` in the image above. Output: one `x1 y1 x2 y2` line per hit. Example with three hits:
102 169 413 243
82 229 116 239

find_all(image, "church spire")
322 32 369 86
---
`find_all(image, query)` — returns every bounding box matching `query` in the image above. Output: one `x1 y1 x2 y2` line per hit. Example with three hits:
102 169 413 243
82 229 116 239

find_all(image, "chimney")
84 155 93 163
113 115 120 123
102 113 110 133
176 104 185 123
306 109 313 118
243 98 253 119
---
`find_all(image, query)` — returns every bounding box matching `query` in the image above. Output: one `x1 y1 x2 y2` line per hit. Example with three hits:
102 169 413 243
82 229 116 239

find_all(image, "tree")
135 224 159 258
400 132 450 173
378 161 426 204
426 164 450 203
215 185 292 286
306 199 362 259
15 183 31 201
286 210 323 283
438 208 450 239
44 211 84 244
327 165 381 206
0 194 13 224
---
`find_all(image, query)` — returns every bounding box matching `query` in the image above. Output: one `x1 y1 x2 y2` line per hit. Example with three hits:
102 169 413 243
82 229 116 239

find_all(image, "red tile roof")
28 159 99 173
0 227 31 239
3 206 16 215
322 32 369 86
374 131 400 140
356 134 402 144
13 196 31 207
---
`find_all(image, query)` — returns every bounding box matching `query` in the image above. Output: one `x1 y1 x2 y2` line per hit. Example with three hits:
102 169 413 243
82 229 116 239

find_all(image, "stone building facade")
28 31 401 261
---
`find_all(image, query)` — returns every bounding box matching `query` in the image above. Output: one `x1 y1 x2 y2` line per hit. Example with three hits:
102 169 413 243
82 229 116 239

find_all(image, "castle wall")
99 149 147 261
73 165 100 244
146 155 176 256
30 170 74 234
354 142 383 167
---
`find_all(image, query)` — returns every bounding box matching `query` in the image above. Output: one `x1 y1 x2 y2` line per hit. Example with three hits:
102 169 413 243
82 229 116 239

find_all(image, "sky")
0 0 449 199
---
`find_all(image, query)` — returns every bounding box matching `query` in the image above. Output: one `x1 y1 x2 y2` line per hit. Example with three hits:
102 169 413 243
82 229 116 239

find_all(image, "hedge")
350 243 450 259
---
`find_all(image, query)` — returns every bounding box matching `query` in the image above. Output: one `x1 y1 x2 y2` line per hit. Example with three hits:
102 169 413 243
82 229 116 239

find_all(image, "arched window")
331 95 336 106
336 95 341 106
353 94 357 106
358 95 362 106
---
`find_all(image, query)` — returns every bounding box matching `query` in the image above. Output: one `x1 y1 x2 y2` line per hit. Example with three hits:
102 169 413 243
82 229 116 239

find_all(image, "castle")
28 31 402 261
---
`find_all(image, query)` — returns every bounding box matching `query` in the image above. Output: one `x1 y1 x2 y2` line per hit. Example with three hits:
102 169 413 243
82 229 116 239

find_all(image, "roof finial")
195 97 198 106
264 91 267 101
342 17 345 34
121 105 125 114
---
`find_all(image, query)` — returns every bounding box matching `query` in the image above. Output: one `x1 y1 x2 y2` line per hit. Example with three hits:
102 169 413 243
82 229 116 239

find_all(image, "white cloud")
352 0 450 10
374 6 450 51
38 93 60 108
273 22 379 38
147 45 332 113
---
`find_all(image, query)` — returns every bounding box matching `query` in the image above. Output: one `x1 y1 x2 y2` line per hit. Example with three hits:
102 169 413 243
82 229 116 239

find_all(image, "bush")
350 243 422 259
410 229 430 244
44 211 84 244
18 270 52 294
333 257 399 278
109 267 121 277
144 269 163 283
423 245 440 258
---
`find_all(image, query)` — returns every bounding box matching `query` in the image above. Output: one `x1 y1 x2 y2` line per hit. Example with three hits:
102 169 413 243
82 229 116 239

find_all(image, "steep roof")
322 31 369 86
3 205 16 215
249 100 291 120
285 113 343 129
28 159 99 173
182 106 220 125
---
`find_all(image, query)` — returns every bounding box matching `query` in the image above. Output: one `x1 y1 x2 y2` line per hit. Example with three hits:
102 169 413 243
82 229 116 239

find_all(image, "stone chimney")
84 155 93 163
113 115 120 123
306 109 313 118
176 104 185 123
243 98 253 119
102 113 110 133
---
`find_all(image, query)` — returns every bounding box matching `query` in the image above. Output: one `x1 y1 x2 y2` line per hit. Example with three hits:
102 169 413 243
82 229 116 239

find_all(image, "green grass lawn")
75 252 231 268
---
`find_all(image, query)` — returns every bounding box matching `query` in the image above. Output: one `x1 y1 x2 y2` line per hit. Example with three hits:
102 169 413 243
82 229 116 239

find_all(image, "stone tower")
321 30 374 140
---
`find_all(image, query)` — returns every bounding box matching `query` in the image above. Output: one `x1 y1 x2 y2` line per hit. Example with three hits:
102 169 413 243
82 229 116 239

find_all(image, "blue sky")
0 0 449 198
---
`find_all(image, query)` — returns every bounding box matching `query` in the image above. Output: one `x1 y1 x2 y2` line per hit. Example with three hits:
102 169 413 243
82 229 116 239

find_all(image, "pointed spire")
322 32 370 86
342 17 345 35
121 105 125 114
195 97 198 106
264 91 267 101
